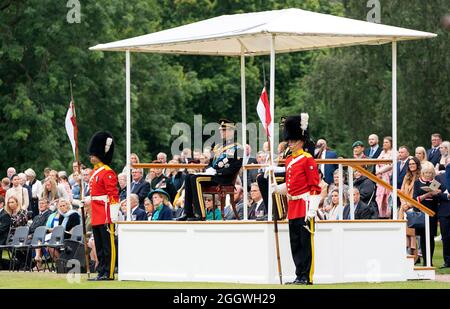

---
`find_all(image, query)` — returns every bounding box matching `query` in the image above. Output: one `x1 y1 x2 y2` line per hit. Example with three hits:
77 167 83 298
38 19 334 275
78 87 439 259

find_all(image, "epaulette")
104 165 112 171
304 152 312 158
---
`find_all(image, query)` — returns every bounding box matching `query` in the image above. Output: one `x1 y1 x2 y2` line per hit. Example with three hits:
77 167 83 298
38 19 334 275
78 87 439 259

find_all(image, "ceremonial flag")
65 99 78 158
256 87 272 137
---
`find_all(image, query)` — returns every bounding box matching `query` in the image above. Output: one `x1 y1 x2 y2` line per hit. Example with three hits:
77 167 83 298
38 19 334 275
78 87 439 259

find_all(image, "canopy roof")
89 8 436 56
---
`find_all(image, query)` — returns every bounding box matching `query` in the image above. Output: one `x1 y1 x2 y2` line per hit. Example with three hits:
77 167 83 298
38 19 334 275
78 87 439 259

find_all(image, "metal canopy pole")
240 46 248 220
268 35 276 222
392 41 398 220
126 50 131 221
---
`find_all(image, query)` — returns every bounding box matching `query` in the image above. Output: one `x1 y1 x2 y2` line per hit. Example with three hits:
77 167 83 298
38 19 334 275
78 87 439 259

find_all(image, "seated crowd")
0 132 448 270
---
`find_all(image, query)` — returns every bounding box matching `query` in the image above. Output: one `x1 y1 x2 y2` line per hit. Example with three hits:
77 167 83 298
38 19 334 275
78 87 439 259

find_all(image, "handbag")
406 211 425 229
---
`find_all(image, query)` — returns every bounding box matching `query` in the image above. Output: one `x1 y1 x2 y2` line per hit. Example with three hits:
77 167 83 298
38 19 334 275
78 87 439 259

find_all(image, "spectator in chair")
148 189 173 221
343 188 372 220
413 161 441 266
204 194 222 221
398 156 421 261
144 197 154 220
224 184 244 220
248 183 267 220
323 189 344 220
4 196 28 238
42 177 68 203
150 161 177 203
29 198 53 268
127 193 147 221
353 169 377 218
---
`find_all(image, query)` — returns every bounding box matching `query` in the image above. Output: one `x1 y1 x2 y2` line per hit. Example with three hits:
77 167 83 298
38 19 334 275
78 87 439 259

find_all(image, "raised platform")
117 220 411 284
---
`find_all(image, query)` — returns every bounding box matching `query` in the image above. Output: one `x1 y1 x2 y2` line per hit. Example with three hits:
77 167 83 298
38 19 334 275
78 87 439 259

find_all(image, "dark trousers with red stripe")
289 217 313 282
93 224 116 279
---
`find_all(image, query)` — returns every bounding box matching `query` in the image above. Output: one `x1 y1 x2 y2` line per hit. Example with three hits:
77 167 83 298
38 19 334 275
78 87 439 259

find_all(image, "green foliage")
0 0 448 176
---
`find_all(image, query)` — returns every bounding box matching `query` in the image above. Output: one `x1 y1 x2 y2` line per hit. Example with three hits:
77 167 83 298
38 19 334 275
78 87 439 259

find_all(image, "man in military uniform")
177 119 243 221
86 131 120 281
272 114 321 285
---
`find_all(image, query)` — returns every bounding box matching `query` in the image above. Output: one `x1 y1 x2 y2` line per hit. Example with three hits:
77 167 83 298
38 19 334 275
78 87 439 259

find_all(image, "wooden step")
414 266 435 271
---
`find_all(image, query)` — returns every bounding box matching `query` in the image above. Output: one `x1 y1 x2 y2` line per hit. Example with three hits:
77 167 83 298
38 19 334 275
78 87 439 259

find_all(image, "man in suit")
314 138 338 185
364 134 382 159
130 168 150 210
427 133 442 166
394 146 410 189
248 183 267 219
437 157 450 268
124 193 147 221
343 188 373 220
81 168 92 197
224 185 244 220
28 198 52 235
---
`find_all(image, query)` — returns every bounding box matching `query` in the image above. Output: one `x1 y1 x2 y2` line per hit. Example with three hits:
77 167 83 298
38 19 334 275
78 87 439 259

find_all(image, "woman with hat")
148 189 173 221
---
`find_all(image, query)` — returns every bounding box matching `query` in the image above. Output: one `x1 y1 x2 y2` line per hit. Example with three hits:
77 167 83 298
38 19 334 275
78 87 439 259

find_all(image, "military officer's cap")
218 119 236 130
87 131 115 165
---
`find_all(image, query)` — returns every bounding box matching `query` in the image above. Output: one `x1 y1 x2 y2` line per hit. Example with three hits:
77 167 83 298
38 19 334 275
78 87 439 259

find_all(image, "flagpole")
269 35 283 285
70 81 91 278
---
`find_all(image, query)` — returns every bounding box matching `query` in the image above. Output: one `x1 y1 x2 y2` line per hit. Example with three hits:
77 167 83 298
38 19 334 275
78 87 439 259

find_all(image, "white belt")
91 195 109 203
287 192 310 201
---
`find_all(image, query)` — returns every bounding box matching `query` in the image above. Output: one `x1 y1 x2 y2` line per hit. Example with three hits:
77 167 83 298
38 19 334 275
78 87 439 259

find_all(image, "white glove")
225 194 231 207
264 166 274 179
205 167 217 175
271 182 287 195
306 195 321 219
264 165 285 179
110 203 121 223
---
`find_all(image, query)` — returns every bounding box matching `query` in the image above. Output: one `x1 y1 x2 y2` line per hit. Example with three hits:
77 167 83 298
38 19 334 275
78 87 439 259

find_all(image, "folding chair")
37 225 65 272
0 226 30 271
24 226 48 272
69 225 83 242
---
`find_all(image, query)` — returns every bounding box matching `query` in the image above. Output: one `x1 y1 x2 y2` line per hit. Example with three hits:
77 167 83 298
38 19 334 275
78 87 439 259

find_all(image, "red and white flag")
65 100 78 158
256 87 273 137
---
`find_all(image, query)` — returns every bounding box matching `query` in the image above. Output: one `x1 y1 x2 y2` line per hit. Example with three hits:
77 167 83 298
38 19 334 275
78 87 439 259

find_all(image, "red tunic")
89 163 119 226
285 150 321 220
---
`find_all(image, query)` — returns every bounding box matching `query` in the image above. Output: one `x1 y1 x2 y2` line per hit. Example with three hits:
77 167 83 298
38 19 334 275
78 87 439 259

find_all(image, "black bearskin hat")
87 131 115 165
283 113 315 156
283 114 310 142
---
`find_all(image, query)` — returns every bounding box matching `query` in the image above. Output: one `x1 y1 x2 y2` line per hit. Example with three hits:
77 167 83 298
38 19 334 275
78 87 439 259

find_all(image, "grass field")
1 238 449 289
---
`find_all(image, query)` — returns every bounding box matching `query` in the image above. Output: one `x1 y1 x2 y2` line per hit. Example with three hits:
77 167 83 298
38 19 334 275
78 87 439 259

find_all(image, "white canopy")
89 8 436 56
92 8 436 226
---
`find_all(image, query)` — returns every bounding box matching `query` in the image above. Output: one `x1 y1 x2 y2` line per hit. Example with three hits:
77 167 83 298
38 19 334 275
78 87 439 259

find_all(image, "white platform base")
117 220 409 284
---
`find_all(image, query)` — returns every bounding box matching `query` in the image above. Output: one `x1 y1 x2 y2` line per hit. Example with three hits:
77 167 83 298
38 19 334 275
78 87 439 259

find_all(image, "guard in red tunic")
273 113 321 285
86 131 120 281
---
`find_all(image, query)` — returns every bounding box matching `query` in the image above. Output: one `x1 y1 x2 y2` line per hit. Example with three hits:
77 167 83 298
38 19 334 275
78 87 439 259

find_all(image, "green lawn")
0 272 449 289
1 238 449 288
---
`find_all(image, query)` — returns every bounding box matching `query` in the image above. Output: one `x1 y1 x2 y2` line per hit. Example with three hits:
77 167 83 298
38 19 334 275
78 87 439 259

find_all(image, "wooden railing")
132 158 434 217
